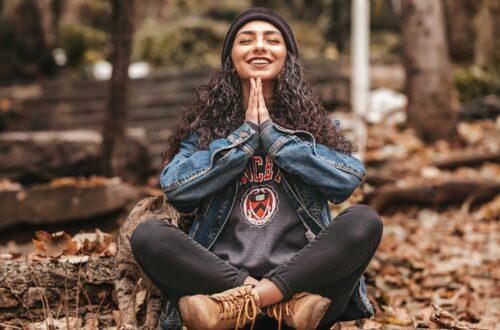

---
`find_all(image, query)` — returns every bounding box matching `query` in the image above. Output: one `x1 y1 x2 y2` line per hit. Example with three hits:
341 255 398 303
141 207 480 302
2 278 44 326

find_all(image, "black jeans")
130 204 383 328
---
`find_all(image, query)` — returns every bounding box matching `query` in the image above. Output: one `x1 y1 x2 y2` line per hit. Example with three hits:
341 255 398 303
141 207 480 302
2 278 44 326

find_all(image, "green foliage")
371 0 400 31
132 18 226 68
370 31 401 61
78 0 112 31
60 24 108 68
454 66 500 102
168 0 248 21
57 0 110 69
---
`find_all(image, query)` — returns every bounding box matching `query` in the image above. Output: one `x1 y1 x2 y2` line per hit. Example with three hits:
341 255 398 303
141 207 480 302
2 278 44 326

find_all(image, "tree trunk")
473 0 496 68
50 0 62 47
401 0 457 143
12 0 47 78
329 0 351 53
443 0 476 62
101 0 135 177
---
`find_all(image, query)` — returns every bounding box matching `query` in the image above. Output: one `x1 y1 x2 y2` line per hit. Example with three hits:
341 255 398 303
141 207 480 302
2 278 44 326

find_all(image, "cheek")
276 55 286 70
232 52 247 68
274 49 287 64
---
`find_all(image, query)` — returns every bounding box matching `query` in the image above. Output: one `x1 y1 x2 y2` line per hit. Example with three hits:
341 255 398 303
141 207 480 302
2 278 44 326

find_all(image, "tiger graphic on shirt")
239 154 282 228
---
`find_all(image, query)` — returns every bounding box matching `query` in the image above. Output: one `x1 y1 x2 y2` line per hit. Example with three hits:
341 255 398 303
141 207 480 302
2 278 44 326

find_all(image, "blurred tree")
50 0 62 46
11 0 55 79
101 0 135 177
401 0 456 143
325 0 351 53
443 0 477 62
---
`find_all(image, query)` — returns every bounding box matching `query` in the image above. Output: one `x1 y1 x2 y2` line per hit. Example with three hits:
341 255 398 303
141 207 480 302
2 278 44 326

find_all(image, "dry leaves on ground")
1 228 118 261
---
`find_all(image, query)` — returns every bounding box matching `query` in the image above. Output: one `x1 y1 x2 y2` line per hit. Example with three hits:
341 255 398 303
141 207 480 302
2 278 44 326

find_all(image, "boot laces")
265 299 296 330
212 287 259 330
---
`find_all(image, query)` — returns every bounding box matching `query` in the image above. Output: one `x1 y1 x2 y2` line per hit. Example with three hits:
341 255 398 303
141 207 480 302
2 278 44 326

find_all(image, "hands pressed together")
245 77 270 127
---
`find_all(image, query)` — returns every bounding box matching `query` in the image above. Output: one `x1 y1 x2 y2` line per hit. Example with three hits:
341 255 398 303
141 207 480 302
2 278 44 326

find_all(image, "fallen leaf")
430 304 470 330
32 231 78 258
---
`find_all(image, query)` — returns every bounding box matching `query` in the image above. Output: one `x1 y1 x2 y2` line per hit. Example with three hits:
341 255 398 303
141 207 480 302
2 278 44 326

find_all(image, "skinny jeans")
130 204 383 328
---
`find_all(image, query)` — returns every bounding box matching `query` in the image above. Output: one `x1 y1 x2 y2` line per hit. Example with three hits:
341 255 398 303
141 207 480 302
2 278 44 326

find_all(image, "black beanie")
221 7 299 66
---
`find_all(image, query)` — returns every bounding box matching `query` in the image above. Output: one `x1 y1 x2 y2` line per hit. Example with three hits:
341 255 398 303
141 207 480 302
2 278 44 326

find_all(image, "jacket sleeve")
259 119 365 204
160 122 260 212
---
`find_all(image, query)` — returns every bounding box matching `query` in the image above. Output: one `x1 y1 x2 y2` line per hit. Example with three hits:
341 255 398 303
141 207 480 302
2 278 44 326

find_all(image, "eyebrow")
236 30 282 38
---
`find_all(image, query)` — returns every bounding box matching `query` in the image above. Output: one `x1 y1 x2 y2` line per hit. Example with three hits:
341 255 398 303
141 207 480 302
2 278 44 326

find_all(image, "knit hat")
221 7 299 66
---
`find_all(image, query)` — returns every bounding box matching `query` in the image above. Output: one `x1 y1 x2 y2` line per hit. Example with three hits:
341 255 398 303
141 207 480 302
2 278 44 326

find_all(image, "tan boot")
179 284 262 330
265 292 331 330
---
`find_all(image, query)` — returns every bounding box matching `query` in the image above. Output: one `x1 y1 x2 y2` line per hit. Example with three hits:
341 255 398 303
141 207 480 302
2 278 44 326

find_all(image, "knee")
343 204 383 243
130 219 160 260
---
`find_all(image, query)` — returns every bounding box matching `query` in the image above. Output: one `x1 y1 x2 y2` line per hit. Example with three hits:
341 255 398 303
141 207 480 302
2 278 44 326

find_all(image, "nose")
253 35 267 53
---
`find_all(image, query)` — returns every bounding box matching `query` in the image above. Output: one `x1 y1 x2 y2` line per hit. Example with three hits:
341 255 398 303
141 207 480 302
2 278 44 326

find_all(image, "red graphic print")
241 155 281 184
239 154 281 227
241 186 278 227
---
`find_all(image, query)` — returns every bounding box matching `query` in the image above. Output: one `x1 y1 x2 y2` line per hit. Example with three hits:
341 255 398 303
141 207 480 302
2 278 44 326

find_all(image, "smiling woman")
231 21 287 109
130 7 383 330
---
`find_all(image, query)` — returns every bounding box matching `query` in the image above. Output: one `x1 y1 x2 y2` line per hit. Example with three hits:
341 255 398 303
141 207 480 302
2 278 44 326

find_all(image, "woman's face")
231 20 287 81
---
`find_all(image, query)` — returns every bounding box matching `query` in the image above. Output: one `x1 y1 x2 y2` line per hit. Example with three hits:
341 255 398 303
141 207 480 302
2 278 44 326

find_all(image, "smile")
248 58 272 68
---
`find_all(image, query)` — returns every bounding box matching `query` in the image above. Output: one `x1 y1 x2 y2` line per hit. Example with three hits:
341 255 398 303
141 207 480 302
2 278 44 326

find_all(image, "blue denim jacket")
158 119 374 329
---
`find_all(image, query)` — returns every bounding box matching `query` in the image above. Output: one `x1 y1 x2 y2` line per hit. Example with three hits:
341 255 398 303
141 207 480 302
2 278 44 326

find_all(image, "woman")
130 7 383 330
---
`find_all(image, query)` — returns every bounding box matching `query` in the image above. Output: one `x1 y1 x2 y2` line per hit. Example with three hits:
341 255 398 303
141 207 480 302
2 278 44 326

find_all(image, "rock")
367 88 407 125
0 128 154 185
459 95 500 121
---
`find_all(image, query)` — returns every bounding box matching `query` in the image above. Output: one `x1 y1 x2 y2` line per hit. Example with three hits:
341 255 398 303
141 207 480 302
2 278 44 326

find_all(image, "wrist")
259 118 273 133
244 120 260 133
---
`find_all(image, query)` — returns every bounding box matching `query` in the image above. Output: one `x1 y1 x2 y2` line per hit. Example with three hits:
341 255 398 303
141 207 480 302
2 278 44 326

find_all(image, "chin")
242 71 278 81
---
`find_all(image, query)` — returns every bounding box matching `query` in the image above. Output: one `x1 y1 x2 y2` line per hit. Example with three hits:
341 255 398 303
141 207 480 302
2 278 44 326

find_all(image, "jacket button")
239 131 247 138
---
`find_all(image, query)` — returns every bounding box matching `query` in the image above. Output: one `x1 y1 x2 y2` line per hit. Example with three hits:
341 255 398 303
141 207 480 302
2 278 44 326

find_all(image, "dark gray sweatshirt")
210 119 308 277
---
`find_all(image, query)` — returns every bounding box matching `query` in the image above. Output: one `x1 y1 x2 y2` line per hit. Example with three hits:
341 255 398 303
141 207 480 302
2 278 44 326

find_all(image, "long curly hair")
161 54 357 167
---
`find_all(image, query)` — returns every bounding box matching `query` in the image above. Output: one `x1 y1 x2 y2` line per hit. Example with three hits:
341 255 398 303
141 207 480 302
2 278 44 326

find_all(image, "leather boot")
179 284 262 330
265 292 331 330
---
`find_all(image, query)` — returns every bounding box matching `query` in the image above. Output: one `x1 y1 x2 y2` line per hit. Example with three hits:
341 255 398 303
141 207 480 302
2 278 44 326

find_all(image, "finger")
258 80 265 110
253 78 259 110
248 78 255 109
258 82 270 122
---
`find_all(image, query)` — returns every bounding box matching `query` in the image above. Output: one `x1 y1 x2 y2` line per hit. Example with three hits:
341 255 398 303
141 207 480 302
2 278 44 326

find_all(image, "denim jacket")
158 119 374 329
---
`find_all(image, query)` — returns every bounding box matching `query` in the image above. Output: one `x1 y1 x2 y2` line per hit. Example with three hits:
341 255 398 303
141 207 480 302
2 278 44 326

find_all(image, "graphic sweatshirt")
210 119 308 277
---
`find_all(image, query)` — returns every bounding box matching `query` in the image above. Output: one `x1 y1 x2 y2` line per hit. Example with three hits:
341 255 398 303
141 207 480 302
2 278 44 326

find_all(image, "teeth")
251 59 270 64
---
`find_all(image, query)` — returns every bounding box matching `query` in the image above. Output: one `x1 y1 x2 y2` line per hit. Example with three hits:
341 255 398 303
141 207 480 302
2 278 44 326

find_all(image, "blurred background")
0 0 498 329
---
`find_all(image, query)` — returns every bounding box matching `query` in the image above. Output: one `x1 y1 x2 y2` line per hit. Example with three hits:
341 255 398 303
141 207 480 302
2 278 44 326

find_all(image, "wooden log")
431 151 500 169
0 182 141 230
0 256 117 326
365 170 397 186
0 129 153 185
367 180 500 212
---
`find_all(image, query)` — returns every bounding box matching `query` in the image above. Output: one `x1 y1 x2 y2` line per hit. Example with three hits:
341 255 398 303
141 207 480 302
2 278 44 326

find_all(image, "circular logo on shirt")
241 185 278 227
